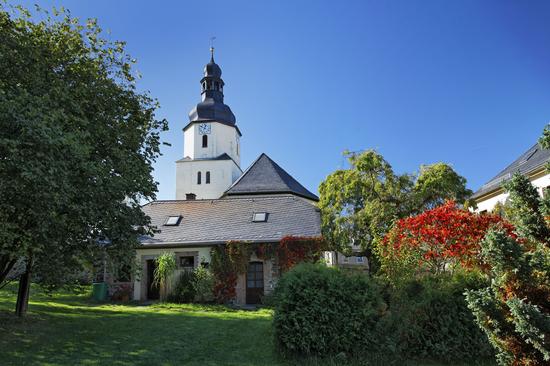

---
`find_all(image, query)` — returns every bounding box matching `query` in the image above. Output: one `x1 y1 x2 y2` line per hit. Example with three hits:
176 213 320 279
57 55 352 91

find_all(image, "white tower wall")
183 122 240 165
175 158 241 200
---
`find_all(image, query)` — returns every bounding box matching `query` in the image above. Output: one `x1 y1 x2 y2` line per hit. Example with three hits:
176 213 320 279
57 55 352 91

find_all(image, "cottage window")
252 212 268 222
180 256 195 270
247 262 264 288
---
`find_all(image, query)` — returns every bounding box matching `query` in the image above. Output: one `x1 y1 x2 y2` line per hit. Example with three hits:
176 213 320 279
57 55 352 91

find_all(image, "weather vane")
210 36 216 59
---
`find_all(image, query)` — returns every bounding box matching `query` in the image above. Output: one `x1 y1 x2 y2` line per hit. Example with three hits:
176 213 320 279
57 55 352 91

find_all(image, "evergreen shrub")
388 272 493 361
273 263 387 356
273 263 493 362
192 266 215 303
167 270 196 303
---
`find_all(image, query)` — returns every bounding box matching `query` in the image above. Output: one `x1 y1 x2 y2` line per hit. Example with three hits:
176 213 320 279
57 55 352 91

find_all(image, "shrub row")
272 263 492 362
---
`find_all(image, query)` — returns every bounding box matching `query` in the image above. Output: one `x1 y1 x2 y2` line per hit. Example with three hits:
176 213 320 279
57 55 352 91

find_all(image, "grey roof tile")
472 143 550 199
224 153 319 201
140 195 321 246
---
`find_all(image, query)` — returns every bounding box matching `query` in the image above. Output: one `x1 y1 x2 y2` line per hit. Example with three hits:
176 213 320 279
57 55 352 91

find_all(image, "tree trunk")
0 256 17 288
15 257 32 317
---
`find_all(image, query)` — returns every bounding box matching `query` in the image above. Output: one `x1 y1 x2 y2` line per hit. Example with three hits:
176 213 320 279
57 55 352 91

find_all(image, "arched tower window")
197 171 201 185
206 171 210 184
202 135 208 148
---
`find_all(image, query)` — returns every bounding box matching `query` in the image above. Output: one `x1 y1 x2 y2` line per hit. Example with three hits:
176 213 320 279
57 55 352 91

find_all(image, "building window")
197 171 201 185
185 193 196 200
180 256 195 271
206 171 211 184
356 257 364 263
252 212 268 222
164 215 182 226
202 135 208 148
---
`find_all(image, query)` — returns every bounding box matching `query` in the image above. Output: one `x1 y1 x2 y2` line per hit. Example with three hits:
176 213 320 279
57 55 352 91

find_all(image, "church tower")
175 49 242 200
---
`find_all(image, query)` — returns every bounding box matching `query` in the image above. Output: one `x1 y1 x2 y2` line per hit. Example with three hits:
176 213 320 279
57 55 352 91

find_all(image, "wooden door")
246 262 264 304
146 259 160 300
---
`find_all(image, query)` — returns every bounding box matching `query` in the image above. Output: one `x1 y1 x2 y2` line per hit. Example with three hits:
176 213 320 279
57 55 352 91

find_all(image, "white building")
472 141 550 212
125 50 321 305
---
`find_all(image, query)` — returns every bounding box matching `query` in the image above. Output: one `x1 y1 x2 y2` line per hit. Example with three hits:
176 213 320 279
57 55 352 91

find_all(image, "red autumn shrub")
380 201 514 280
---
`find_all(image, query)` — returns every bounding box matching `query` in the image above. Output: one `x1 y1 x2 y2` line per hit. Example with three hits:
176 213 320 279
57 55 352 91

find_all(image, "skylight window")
252 212 268 222
164 215 182 226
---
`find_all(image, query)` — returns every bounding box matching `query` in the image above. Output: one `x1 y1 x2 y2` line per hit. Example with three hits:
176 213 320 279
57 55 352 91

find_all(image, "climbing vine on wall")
277 236 326 272
210 237 325 303
210 241 251 303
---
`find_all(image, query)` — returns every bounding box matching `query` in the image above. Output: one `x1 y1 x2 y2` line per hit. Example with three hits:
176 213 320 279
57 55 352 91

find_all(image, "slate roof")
139 195 321 246
472 142 550 199
224 153 319 201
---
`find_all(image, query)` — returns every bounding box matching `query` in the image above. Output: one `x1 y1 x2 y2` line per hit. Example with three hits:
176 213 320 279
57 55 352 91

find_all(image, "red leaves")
278 236 325 272
382 201 515 270
212 238 325 302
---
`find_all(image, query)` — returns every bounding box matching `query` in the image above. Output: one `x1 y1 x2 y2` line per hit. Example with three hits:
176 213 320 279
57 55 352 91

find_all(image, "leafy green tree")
318 150 471 270
0 4 167 315
465 170 550 365
413 162 473 211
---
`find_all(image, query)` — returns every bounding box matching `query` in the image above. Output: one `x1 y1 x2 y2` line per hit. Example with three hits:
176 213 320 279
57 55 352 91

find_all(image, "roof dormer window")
164 215 182 226
252 212 268 222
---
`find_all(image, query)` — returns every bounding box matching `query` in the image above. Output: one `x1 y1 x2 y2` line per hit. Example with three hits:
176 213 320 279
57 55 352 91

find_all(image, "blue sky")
16 0 550 200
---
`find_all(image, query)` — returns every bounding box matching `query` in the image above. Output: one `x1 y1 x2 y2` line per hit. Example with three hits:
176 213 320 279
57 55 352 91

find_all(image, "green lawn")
0 285 494 366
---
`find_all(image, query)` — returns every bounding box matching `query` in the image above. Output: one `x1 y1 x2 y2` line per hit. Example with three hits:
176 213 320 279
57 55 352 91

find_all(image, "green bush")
167 270 196 303
273 263 492 362
387 272 493 361
273 263 388 356
192 266 215 303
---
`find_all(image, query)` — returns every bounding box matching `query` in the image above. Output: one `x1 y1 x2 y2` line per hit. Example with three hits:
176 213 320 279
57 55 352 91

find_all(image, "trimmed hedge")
273 263 493 362
388 273 493 361
273 263 387 356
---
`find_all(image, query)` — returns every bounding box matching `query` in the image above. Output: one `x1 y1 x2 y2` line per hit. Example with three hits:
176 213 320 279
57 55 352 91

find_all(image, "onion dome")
188 47 236 126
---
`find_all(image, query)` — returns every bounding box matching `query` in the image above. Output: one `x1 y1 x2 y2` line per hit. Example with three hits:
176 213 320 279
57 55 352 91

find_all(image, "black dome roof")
187 51 236 126
188 99 236 124
204 60 222 78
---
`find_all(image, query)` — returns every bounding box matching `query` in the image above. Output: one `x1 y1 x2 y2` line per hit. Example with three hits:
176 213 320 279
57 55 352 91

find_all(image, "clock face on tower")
198 123 211 135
